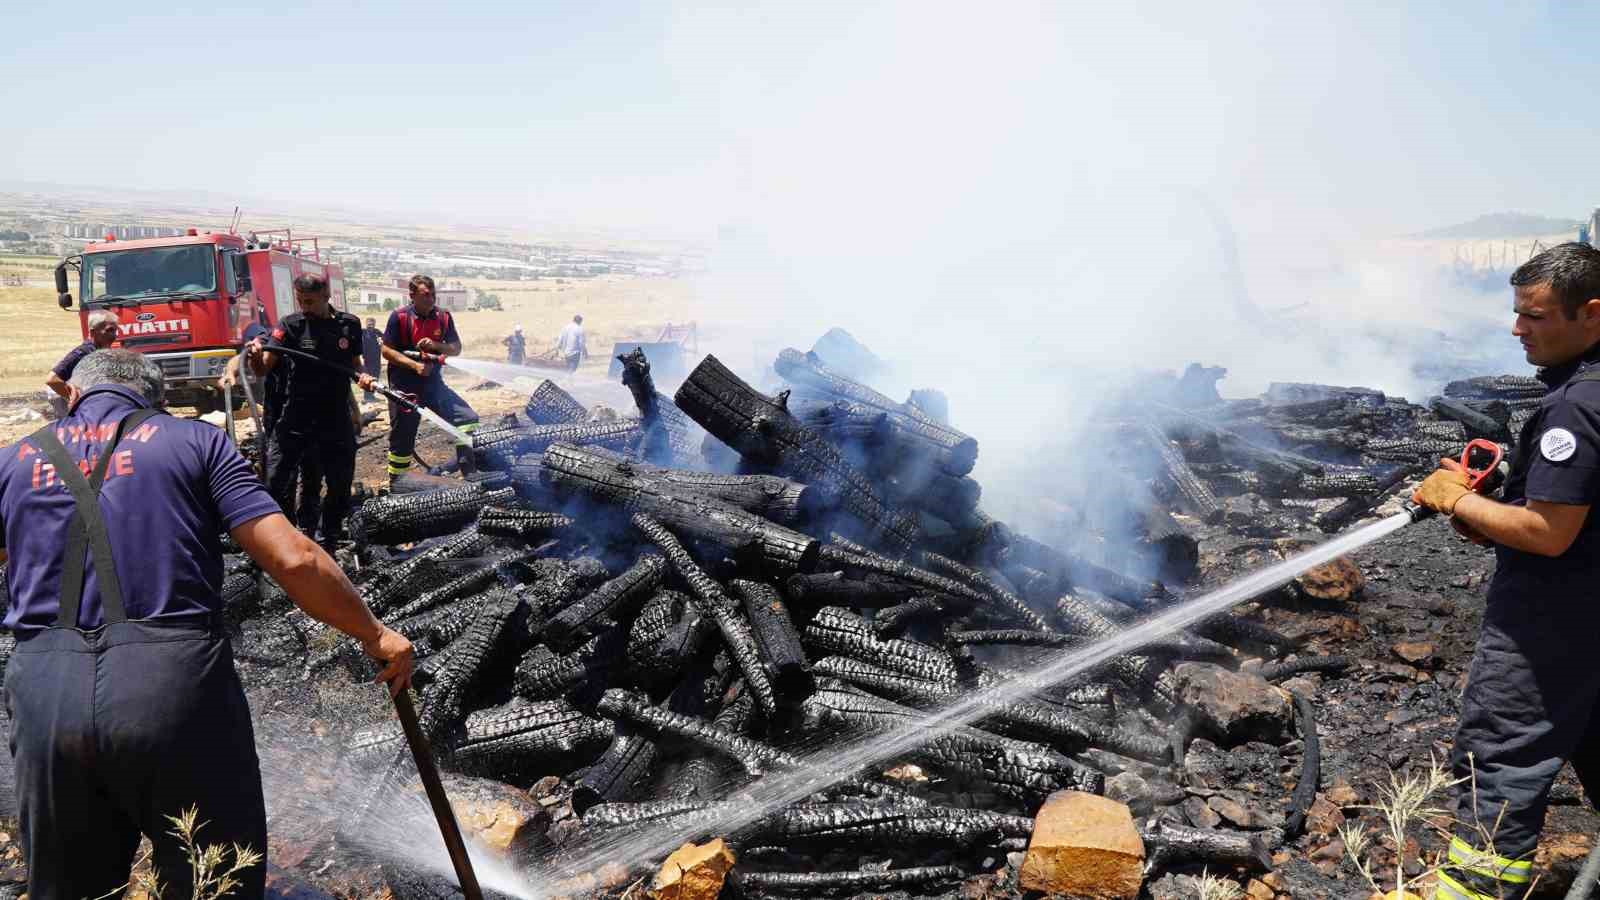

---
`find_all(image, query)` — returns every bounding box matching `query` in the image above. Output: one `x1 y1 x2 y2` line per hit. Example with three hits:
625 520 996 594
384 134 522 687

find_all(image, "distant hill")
1417 211 1580 239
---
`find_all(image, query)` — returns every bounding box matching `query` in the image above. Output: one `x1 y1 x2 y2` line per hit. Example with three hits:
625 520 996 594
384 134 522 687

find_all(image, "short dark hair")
1510 242 1600 320
409 274 435 295
293 272 328 295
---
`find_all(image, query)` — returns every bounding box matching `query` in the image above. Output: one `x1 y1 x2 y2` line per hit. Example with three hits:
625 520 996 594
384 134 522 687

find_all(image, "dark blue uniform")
0 384 280 900
264 311 363 542
382 304 479 477
1448 344 1600 886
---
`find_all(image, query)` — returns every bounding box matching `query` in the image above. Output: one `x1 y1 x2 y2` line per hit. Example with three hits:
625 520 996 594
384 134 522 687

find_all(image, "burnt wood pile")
198 342 1546 899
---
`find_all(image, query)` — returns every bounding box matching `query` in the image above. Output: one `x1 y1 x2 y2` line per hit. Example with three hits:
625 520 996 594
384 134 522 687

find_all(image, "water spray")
401 351 569 396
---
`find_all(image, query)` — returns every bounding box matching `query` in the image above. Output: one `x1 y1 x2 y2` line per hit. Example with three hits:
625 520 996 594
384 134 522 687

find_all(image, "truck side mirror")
227 252 252 297
54 263 72 309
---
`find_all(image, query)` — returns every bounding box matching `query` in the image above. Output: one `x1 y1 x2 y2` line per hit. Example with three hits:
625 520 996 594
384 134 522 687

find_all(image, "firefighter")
245 273 374 549
556 313 586 372
44 309 118 418
1411 242 1600 899
380 274 480 480
219 330 325 538
0 348 412 900
504 325 526 365
361 316 382 401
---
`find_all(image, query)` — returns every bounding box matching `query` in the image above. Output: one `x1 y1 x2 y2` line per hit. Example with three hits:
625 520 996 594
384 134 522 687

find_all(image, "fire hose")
1401 438 1507 523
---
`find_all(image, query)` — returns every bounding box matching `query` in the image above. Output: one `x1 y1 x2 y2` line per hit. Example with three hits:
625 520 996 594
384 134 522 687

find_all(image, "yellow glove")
1412 467 1471 515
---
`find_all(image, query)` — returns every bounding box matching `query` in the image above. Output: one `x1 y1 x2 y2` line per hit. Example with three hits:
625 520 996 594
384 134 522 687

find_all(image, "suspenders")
28 408 161 629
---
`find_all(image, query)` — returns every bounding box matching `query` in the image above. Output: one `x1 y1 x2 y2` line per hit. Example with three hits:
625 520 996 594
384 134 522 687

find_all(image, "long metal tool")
390 689 484 900
235 351 267 479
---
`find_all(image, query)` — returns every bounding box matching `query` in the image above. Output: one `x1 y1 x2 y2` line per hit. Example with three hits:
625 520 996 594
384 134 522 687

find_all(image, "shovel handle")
391 690 484 900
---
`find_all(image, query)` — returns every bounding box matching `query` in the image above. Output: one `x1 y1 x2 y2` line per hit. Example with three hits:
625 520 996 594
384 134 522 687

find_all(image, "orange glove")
1412 460 1471 515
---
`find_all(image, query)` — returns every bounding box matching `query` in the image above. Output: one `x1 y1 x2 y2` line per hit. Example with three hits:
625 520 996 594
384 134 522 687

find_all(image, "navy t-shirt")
51 341 96 380
1489 348 1600 610
0 385 280 633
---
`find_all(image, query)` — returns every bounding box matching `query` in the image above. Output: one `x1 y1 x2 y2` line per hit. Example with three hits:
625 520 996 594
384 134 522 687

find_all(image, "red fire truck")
53 228 348 411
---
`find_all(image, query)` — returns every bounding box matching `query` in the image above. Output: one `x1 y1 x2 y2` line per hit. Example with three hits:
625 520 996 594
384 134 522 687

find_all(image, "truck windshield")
82 245 217 305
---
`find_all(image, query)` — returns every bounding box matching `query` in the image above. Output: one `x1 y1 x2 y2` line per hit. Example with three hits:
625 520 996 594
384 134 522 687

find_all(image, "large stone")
1174 663 1292 744
1019 791 1144 899
441 775 550 856
649 839 735 900
1294 556 1365 602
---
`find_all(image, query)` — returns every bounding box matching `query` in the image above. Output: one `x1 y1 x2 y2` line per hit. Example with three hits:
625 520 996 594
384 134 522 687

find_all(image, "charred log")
572 726 659 815
1256 655 1353 681
524 379 588 425
476 506 578 542
626 590 717 682
732 865 964 897
514 628 626 703
352 485 515 547
994 534 1161 607
674 355 921 552
1431 397 1508 441
729 579 811 699
817 545 993 613
419 590 526 740
544 443 819 571
597 688 792 777
361 528 495 618
1141 819 1273 872
804 606 960 684
1316 465 1413 533
871 597 948 637
633 514 779 716
1283 689 1320 840
783 571 919 609
543 553 667 648
387 551 535 623
471 420 642 470
800 681 1102 800
451 699 614 783
1443 374 1544 401
923 552 1052 632
1055 594 1181 717
1140 423 1222 523
742 801 1032 851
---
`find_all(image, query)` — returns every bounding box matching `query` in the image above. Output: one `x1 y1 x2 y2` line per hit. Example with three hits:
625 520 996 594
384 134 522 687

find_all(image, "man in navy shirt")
43 309 118 418
246 273 374 548
220 321 325 536
0 349 412 900
361 316 382 402
380 274 479 480
1412 243 1600 899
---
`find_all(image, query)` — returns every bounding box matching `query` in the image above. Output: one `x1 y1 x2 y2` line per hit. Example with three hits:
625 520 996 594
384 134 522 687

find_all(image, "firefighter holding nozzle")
1411 242 1600 899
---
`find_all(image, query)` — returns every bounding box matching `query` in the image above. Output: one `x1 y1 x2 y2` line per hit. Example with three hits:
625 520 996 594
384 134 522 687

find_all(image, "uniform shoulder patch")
1541 427 1578 462
271 328 286 341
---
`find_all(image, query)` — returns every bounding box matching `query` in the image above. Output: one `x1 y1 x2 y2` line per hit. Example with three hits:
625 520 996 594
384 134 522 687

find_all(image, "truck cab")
55 229 346 411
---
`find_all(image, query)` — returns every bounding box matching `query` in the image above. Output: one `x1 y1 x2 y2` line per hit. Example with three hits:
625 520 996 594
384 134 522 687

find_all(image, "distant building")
353 277 471 311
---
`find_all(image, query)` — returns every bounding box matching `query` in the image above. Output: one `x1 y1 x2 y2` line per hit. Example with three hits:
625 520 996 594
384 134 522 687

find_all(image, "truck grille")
154 357 191 379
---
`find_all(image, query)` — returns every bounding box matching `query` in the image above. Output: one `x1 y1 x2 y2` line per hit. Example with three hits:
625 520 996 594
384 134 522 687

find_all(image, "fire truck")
53 228 348 411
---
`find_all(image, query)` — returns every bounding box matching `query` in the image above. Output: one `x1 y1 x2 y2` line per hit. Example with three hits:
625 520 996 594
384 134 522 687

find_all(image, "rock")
442 775 550 855
1019 791 1144 899
1175 663 1292 744
1245 878 1275 900
1207 795 1282 830
1535 831 1594 894
1280 675 1319 697
1392 641 1436 667
1305 794 1344 837
1294 556 1365 601
1310 837 1344 864
1183 796 1221 828
1105 772 1152 814
649 839 735 900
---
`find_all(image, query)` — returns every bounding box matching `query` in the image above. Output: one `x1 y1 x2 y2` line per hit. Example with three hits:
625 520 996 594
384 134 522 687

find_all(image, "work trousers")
508 350 525 365
6 619 266 900
1451 588 1600 860
363 355 380 401
564 352 581 372
267 413 356 542
386 376 479 476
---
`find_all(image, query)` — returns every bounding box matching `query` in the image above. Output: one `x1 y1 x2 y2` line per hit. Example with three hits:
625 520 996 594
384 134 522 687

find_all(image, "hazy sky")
3 1 1596 238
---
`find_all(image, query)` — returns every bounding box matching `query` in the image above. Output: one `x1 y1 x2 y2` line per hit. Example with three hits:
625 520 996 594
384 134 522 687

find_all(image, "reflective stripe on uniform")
1432 871 1495 900
1447 835 1533 884
386 452 412 475
455 421 478 447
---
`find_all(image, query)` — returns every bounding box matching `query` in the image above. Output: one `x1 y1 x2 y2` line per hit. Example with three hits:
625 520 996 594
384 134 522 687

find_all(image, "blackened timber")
476 506 577 542
1142 820 1272 871
783 572 918 609
513 628 626 703
1283 689 1320 840
1139 423 1222 523
923 552 1052 633
729 580 811 698
804 606 960 684
419 590 526 740
572 727 658 815
471 419 642 470
674 355 921 552
360 527 495 618
994 534 1161 607
386 551 533 622
733 865 964 896
633 514 779 716
543 553 667 648
617 346 675 464
544 443 819 571
1055 594 1181 717
871 597 948 637
548 443 820 525
1256 655 1352 681
775 349 978 475
524 379 588 425
817 546 993 612
352 485 515 546
1316 465 1412 533
451 699 614 783
626 590 716 682
741 801 1033 850
597 688 789 776
800 681 1102 800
